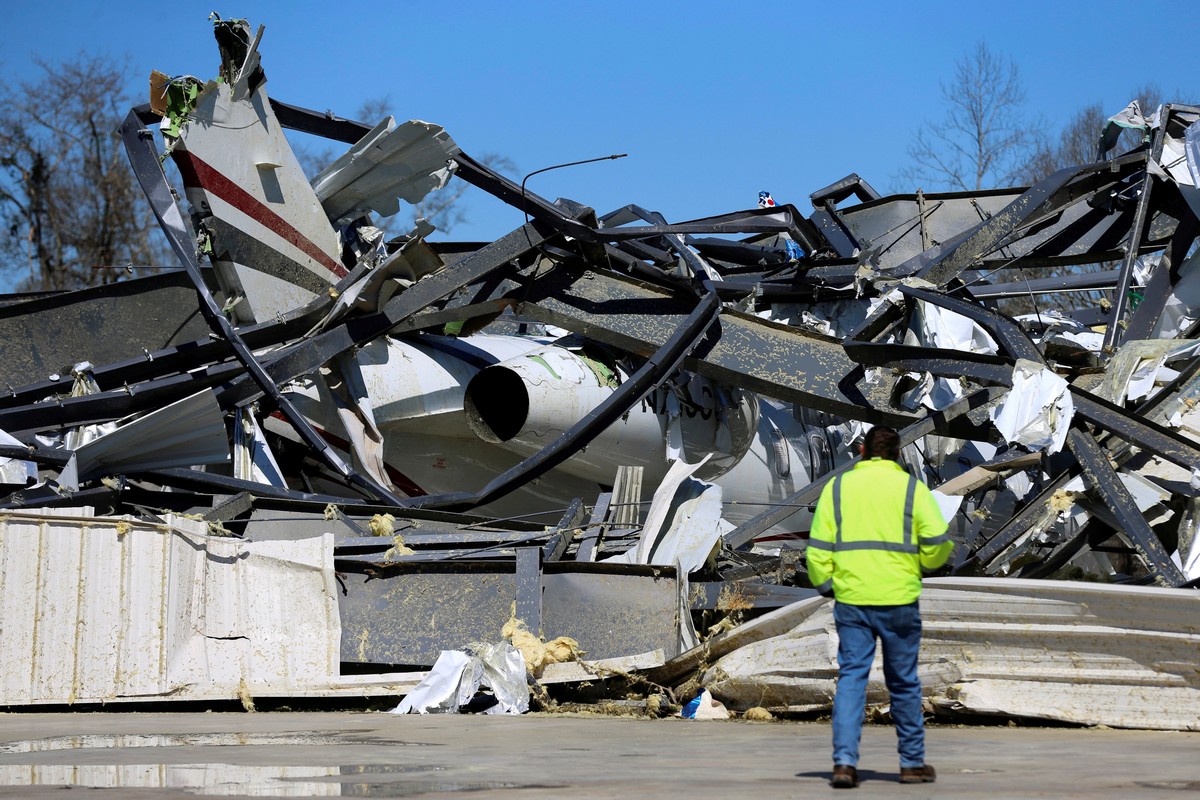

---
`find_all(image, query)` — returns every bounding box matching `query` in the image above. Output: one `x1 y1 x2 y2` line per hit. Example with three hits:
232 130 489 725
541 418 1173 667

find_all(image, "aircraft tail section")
160 17 458 325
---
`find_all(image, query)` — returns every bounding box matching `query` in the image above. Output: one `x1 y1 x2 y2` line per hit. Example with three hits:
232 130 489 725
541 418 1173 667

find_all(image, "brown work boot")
899 764 936 783
831 764 859 788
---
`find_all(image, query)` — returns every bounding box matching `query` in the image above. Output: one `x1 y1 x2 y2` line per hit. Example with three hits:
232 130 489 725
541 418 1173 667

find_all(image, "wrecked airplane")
0 17 1198 729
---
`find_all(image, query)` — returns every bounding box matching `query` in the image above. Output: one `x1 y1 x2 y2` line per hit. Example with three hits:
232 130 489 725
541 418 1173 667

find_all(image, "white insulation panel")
700 577 1200 730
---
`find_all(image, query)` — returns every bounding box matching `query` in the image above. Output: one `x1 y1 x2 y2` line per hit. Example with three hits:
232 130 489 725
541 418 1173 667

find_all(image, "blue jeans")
831 601 925 768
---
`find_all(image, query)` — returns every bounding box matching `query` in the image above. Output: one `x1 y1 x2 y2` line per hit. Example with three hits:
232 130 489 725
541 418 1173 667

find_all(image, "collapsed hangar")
0 18 1198 728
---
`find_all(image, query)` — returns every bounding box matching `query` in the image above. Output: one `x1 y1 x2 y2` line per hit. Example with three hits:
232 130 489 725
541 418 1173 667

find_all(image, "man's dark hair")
862 425 901 461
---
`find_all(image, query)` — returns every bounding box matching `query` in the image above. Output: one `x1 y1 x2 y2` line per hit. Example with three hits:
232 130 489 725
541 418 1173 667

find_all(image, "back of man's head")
862 426 901 461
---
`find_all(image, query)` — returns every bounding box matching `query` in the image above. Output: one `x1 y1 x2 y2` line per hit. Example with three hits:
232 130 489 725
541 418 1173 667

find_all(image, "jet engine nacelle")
462 345 803 496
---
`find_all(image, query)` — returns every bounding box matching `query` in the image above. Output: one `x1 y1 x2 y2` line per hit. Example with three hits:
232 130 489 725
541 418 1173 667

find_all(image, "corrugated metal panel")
698 578 1200 730
70 390 230 482
0 508 421 705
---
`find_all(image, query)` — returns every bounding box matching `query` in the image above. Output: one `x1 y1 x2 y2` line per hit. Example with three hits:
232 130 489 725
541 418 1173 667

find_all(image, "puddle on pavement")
0 763 566 796
334 783 568 797
0 731 431 754
1136 781 1200 791
309 777 569 797
0 733 517 796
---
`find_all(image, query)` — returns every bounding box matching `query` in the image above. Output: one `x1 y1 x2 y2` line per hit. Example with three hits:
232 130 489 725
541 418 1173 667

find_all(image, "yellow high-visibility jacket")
807 458 953 605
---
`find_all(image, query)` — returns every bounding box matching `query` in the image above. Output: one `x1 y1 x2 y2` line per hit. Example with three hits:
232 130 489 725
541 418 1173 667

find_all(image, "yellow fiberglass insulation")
502 617 582 676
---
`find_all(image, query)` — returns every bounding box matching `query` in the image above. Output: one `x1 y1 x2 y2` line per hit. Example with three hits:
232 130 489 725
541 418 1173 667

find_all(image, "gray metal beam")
966 469 1078 569
1103 167 1159 351
1122 212 1200 340
966 269 1124 300
1066 427 1186 586
518 265 911 424
202 492 254 523
575 492 611 563
544 498 584 562
515 547 543 632
958 487 1000 567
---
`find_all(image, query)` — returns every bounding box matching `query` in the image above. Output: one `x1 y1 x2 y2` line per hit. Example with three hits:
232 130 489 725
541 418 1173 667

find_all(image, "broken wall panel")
0 508 420 704
337 559 680 666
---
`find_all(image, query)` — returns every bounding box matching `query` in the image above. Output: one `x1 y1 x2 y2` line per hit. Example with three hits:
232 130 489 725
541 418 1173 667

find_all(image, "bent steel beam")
962 468 1078 572
897 286 1045 364
517 265 910 424
1066 426 1186 586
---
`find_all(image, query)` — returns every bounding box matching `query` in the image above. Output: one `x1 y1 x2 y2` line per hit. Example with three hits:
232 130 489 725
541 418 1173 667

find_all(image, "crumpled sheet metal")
605 457 726 653
312 117 461 221
698 578 1200 730
390 641 528 715
988 359 1074 454
81 54 1200 585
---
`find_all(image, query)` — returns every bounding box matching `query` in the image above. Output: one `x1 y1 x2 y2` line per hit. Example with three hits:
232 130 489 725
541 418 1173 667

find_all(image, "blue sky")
4 0 1198 245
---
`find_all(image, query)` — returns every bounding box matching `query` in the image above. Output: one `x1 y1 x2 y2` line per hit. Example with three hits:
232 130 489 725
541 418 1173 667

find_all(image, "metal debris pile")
0 19 1198 728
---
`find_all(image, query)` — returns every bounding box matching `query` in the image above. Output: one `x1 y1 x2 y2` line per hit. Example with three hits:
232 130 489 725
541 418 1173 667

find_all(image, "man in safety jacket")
807 425 953 789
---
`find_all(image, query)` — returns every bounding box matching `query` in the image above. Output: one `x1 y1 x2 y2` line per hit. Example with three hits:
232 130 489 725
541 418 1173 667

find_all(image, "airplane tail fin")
160 17 458 324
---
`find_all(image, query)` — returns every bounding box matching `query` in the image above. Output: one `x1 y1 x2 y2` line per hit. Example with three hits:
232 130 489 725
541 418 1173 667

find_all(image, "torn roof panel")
312 117 461 222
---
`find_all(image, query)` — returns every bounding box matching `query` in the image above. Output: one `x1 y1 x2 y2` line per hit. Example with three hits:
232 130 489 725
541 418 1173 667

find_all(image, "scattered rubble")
0 18 1198 729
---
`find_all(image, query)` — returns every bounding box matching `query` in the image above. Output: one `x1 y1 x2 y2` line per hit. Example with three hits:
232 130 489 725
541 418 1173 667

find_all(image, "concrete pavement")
0 711 1195 798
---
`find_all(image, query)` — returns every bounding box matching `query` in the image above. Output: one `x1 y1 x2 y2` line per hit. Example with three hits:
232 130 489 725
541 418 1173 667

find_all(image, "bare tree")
899 43 1034 192
1022 103 1108 184
1022 85 1165 184
411 151 516 236
1005 85 1171 315
0 55 168 292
